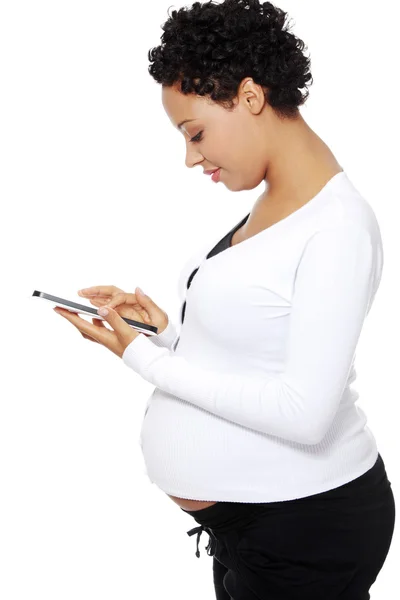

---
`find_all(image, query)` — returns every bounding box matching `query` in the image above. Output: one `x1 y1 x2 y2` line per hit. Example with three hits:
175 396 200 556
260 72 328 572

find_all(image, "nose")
185 141 204 169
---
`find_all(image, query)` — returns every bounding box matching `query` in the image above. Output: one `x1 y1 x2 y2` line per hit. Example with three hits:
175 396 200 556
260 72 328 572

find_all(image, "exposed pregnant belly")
167 494 218 511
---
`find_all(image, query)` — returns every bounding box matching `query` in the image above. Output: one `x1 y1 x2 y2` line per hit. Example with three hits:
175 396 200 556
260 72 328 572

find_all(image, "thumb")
135 287 163 320
98 305 137 345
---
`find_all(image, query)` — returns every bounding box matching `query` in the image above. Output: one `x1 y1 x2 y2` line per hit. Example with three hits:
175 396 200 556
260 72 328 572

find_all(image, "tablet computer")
32 290 158 336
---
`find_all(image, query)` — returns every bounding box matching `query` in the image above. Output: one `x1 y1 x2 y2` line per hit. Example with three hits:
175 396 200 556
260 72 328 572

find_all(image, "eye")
190 130 203 143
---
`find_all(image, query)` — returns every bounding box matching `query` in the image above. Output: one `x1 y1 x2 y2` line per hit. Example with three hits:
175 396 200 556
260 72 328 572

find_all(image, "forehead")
162 84 210 127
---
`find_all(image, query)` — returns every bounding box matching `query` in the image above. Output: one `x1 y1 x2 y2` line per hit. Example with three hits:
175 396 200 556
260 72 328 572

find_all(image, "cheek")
211 130 240 167
208 125 259 175
209 121 232 151
221 138 266 189
225 137 254 170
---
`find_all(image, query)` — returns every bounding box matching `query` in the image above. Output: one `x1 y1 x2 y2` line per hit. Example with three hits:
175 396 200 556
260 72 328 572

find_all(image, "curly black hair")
148 0 313 120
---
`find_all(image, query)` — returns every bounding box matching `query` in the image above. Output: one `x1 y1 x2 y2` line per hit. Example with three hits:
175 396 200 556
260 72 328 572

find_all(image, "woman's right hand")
77 285 169 342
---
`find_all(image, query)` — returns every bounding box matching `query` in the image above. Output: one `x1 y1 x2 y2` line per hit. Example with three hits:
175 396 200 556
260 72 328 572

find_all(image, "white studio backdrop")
1 0 399 598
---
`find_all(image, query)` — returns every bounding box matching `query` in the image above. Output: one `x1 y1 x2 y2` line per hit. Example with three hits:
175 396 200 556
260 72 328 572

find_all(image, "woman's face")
161 79 272 192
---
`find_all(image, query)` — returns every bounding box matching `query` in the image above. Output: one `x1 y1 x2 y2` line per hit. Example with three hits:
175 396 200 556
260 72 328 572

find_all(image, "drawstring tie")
186 524 217 558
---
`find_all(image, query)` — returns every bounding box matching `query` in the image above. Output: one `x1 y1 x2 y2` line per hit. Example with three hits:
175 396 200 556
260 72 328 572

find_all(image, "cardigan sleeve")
147 317 179 350
122 225 376 446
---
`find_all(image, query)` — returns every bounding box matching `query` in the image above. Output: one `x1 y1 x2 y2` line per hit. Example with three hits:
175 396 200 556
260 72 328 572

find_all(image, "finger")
134 287 163 323
142 312 152 323
81 332 98 343
92 317 107 328
88 297 113 307
54 307 110 342
84 295 112 301
101 292 129 310
91 296 150 324
78 286 122 297
131 308 151 324
96 306 139 346
98 297 149 325
103 294 149 320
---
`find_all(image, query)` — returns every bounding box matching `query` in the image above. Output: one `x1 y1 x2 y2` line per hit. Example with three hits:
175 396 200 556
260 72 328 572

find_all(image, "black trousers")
182 453 396 600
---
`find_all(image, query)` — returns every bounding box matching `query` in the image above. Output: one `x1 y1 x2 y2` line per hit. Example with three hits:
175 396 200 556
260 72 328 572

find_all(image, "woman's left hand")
53 306 141 358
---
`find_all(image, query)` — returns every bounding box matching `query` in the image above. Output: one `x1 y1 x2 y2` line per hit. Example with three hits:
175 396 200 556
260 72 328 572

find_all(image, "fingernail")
137 287 145 295
98 308 109 316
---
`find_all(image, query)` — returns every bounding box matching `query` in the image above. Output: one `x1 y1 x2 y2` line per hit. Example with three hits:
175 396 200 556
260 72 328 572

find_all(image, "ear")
240 77 266 116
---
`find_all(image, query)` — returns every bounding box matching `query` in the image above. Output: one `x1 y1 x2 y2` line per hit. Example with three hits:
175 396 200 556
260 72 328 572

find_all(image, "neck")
259 114 342 211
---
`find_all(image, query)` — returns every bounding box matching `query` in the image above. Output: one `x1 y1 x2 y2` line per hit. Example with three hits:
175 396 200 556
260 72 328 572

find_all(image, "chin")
225 181 243 192
237 180 260 192
232 171 263 192
218 173 241 192
247 173 266 191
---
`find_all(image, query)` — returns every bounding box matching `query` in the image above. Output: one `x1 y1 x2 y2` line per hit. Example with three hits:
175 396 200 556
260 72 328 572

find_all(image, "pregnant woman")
55 1 396 598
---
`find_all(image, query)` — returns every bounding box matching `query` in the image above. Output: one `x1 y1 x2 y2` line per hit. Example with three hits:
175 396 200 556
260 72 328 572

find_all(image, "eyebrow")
177 118 196 130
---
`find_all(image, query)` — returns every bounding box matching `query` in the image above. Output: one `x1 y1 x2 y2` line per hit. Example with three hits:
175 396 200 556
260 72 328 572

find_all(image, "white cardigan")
122 171 384 503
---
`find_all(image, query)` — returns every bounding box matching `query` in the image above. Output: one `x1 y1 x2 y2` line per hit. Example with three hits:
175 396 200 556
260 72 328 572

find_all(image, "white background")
1 0 399 598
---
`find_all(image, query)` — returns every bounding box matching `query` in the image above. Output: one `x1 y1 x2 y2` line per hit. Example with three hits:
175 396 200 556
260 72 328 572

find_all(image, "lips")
204 168 220 175
211 168 221 182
